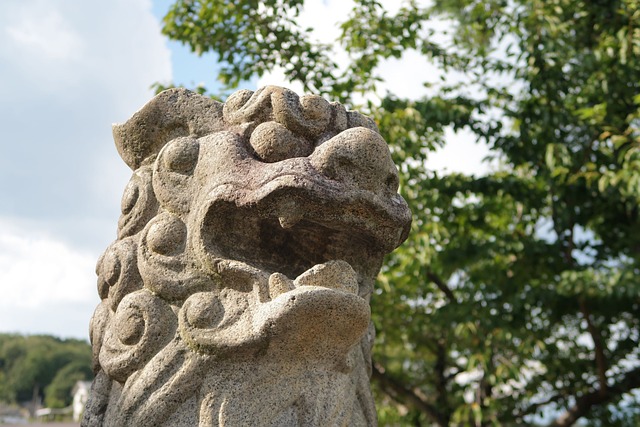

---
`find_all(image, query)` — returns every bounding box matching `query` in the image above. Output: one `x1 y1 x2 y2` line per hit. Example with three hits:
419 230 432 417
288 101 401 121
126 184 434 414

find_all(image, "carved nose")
310 127 399 195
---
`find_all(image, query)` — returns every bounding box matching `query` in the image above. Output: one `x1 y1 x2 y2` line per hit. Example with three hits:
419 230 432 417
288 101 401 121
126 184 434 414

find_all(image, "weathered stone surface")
83 86 411 426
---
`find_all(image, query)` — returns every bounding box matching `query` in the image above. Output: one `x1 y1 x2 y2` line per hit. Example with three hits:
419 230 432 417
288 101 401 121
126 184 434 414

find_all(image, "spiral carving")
118 166 158 239
96 237 142 311
152 137 200 215
223 87 333 139
136 211 211 302
178 289 264 356
88 301 111 374
99 289 176 383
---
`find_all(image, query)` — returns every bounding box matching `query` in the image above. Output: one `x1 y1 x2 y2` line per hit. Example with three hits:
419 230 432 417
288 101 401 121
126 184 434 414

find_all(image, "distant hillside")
0 333 92 408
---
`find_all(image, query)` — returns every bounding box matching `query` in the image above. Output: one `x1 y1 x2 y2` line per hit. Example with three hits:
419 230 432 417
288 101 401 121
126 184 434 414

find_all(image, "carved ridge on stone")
85 86 411 426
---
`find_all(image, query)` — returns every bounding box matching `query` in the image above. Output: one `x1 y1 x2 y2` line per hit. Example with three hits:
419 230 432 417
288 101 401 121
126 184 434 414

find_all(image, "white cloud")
0 0 171 338
0 223 95 308
0 220 99 339
0 0 172 249
428 128 495 176
5 5 85 61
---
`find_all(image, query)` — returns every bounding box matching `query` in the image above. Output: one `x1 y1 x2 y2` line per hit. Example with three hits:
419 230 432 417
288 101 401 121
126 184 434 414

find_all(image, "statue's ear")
112 88 224 170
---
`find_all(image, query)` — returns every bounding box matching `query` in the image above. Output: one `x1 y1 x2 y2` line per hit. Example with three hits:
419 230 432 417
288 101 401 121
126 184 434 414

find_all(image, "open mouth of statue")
196 180 410 286
181 181 395 358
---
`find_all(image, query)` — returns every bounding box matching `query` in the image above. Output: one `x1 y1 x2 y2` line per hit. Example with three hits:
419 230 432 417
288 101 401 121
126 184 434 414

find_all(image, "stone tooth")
276 198 303 229
268 272 295 299
294 260 359 295
278 214 301 229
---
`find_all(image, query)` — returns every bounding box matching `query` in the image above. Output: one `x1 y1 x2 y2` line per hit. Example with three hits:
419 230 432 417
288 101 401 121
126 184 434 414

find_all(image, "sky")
0 0 489 340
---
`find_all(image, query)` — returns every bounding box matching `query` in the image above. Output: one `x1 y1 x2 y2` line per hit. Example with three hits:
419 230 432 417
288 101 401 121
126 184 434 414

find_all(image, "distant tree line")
0 334 92 408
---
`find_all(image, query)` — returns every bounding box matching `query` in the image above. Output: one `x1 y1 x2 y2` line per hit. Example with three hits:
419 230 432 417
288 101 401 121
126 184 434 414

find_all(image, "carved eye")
249 121 312 163
162 137 200 174
146 214 187 256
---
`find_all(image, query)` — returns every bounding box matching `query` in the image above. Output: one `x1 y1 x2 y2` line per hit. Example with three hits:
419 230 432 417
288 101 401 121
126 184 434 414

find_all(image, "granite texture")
83 86 411 426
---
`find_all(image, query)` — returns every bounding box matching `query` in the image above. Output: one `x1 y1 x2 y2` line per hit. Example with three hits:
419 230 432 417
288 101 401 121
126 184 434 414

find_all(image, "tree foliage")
162 0 640 425
0 334 92 408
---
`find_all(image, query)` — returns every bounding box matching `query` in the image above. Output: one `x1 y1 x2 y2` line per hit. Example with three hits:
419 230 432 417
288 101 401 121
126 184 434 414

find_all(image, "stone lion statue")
83 86 411 426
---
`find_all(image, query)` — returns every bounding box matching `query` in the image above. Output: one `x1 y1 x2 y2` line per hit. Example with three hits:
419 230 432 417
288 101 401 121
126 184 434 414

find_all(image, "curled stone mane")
83 86 411 427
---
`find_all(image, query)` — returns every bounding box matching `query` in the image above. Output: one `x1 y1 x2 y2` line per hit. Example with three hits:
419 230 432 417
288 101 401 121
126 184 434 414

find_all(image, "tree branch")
434 340 451 425
547 366 640 427
372 361 447 427
578 297 608 396
426 270 456 303
515 393 563 420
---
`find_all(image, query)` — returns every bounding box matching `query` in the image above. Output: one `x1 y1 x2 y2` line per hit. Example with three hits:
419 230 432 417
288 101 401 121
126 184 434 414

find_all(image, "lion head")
84 86 410 427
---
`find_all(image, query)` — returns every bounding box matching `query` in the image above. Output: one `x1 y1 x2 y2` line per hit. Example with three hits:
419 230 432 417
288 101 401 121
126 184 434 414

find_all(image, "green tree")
0 334 92 408
44 361 92 408
161 0 640 425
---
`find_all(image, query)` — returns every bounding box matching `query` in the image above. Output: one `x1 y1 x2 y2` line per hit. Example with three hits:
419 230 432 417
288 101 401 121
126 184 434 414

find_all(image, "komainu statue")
83 86 411 426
